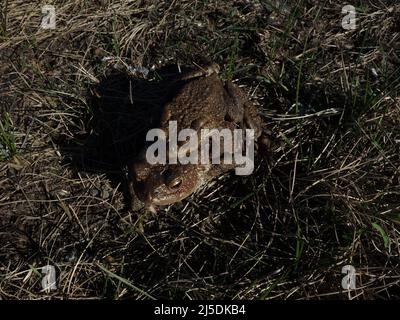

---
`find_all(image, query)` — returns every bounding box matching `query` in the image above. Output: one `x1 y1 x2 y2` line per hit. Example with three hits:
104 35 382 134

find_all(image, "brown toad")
129 64 265 212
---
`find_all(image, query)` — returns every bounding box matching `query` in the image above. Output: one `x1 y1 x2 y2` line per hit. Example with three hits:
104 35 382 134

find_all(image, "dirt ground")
0 0 400 299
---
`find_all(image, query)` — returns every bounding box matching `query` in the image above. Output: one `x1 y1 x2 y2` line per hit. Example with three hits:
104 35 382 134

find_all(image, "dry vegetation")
0 0 399 299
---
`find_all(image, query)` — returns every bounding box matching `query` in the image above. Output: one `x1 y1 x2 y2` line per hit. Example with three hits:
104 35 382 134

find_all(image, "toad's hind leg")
224 82 270 152
223 82 245 124
223 82 261 133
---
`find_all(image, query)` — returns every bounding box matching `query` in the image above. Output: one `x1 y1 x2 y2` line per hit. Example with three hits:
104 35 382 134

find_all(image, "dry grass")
0 0 400 299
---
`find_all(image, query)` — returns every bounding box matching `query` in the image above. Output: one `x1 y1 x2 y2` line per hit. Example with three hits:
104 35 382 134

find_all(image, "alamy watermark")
342 5 356 30
41 265 57 292
145 121 255 175
341 265 356 290
41 5 56 29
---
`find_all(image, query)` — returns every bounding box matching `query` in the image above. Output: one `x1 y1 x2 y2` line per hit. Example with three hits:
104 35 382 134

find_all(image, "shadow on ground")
58 65 199 205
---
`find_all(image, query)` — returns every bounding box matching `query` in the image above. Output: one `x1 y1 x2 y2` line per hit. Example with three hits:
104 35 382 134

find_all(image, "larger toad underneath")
129 64 265 212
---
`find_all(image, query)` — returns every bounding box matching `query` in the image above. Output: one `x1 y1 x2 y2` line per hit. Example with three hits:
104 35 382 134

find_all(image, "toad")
129 63 266 212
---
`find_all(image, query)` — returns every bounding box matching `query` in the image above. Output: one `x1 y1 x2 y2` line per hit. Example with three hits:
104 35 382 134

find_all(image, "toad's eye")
168 178 182 189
